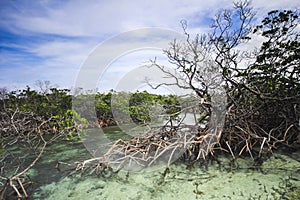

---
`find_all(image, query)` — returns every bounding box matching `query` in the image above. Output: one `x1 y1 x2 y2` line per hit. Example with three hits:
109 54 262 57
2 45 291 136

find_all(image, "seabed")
33 152 300 200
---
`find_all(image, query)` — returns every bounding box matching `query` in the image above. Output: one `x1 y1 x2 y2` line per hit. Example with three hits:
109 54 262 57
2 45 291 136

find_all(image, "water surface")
3 127 300 199
35 128 300 199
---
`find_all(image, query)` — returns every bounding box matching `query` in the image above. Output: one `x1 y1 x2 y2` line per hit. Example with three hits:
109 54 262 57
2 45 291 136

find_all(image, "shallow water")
3 127 300 199
35 162 300 200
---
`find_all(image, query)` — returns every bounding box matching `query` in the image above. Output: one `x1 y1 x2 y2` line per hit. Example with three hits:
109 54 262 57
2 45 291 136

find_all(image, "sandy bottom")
33 153 300 200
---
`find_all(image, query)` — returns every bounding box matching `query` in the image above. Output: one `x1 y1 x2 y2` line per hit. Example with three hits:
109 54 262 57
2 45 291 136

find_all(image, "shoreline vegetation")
1 1 300 199
0 84 299 199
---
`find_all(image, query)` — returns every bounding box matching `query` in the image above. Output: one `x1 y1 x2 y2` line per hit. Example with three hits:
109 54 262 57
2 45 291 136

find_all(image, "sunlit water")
3 127 300 199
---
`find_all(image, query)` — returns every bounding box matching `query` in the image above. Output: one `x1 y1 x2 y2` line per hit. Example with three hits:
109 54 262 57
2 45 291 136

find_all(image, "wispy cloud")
0 0 299 91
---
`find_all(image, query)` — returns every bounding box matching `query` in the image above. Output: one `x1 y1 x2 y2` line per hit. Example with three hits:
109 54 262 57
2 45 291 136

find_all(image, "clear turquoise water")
3 127 300 199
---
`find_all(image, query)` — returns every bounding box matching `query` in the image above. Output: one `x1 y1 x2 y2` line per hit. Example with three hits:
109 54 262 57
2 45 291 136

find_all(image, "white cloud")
0 0 299 91
2 0 238 37
29 40 94 65
3 0 300 36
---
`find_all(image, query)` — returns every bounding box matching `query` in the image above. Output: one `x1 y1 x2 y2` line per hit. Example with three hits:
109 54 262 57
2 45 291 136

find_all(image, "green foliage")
0 86 89 140
55 110 88 140
94 90 181 125
129 91 157 123
250 9 300 98
227 9 300 146
1 86 182 132
1 86 72 117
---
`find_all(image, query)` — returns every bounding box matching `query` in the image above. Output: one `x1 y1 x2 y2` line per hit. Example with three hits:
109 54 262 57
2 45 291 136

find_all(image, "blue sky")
0 0 299 92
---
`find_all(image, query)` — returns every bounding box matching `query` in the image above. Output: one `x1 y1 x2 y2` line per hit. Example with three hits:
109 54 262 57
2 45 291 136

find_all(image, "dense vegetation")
0 1 299 199
73 3 299 173
0 86 183 198
0 87 182 132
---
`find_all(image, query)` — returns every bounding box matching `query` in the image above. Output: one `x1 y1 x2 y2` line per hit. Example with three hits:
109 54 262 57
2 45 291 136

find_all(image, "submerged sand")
34 153 300 200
